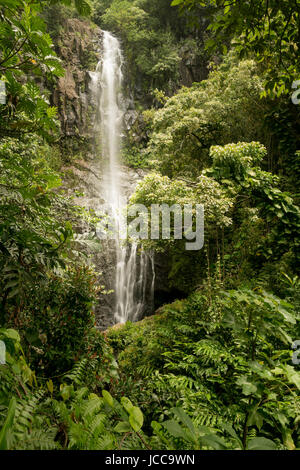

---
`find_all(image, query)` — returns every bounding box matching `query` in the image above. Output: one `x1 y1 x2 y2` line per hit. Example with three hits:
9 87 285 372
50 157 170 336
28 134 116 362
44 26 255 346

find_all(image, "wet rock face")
62 156 151 329
51 18 102 142
62 155 182 328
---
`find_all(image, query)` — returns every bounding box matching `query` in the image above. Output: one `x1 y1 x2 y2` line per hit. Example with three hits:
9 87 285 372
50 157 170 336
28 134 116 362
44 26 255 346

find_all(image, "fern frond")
63 359 88 385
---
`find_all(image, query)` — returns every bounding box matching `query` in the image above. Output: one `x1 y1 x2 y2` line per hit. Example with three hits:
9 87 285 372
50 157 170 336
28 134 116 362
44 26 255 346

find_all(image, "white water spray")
91 31 154 324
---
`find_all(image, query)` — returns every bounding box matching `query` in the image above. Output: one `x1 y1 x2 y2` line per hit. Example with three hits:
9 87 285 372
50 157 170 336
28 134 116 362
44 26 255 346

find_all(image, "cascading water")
91 31 154 324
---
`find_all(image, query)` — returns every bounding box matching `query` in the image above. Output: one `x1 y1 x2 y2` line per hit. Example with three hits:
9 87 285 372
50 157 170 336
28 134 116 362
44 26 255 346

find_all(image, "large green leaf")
247 437 277 450
102 390 114 408
129 406 144 432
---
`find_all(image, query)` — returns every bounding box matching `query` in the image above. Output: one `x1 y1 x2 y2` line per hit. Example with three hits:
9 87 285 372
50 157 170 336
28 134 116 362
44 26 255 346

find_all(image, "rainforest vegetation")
0 0 300 451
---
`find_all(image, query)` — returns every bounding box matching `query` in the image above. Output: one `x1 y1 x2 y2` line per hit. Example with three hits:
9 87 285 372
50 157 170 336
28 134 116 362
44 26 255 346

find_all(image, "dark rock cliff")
49 16 102 150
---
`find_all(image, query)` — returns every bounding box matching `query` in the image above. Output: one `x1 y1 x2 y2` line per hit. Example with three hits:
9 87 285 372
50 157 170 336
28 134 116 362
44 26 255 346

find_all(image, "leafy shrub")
0 137 110 379
107 287 300 449
0 137 74 324
145 56 265 177
14 265 102 376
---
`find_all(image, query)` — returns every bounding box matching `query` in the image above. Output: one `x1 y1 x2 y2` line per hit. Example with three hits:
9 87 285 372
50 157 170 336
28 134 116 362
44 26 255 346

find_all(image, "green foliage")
107 286 300 450
94 0 206 96
0 0 93 139
206 142 300 266
129 140 299 292
171 0 300 96
58 0 92 17
0 137 73 322
0 328 54 450
17 265 104 376
121 144 151 169
0 330 118 450
151 407 228 450
0 135 109 380
0 397 17 450
1 333 216 450
144 56 266 177
0 0 65 138
130 171 232 265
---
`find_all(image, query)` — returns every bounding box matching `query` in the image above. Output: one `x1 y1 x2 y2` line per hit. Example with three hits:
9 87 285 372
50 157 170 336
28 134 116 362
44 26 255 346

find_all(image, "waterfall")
91 31 155 324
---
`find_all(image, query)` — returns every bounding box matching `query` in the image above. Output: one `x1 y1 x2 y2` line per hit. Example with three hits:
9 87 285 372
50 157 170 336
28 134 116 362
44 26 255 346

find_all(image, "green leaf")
171 407 195 435
163 419 190 441
282 429 296 450
200 433 227 450
114 421 132 433
247 408 263 431
102 390 114 408
0 397 16 450
121 396 134 414
236 376 257 396
129 406 144 432
277 306 296 324
247 437 277 450
151 421 173 447
3 329 20 342
222 424 243 448
46 379 54 395
60 383 73 401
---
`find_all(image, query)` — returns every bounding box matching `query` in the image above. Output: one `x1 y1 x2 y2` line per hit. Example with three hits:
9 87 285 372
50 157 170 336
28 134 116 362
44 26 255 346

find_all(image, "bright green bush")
144 56 266 177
